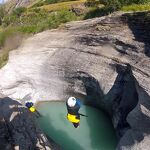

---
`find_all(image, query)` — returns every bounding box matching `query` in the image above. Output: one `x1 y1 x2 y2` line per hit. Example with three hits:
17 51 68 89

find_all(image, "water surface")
37 101 117 150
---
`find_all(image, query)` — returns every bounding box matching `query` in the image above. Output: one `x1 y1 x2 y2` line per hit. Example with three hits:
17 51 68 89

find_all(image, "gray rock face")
0 97 52 150
0 12 149 149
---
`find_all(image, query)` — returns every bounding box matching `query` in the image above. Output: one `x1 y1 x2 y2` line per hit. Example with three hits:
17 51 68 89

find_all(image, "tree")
12 7 26 17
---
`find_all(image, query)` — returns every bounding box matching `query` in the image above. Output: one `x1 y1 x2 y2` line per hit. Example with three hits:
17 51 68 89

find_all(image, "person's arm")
76 99 81 107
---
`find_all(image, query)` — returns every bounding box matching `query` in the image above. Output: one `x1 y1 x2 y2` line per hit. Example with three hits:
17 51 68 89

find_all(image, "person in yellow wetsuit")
25 101 36 112
66 97 81 128
25 101 41 117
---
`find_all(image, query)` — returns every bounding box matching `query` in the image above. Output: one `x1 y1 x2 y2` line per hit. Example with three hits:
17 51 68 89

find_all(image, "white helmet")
67 97 76 107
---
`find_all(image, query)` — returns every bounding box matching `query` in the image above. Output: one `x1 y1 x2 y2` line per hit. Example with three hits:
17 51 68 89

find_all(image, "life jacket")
67 113 80 123
25 102 36 112
29 106 36 112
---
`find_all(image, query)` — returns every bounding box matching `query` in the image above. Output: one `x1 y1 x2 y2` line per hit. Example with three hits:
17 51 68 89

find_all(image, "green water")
37 102 117 150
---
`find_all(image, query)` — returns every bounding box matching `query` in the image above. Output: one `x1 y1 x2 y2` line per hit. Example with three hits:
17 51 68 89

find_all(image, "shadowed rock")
0 97 61 150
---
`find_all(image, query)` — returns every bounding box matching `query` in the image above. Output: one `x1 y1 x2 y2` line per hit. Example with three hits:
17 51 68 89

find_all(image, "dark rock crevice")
117 83 150 150
65 64 141 140
108 64 139 138
0 97 55 150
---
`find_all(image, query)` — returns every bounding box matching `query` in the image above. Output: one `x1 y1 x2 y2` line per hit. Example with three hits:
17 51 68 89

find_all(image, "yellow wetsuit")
29 106 36 112
67 113 80 123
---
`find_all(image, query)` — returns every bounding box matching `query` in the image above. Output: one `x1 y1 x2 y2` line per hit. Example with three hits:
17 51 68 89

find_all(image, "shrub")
84 6 114 19
56 9 77 23
2 7 27 27
99 0 124 10
12 7 27 17
47 10 77 28
2 15 18 27
85 0 100 7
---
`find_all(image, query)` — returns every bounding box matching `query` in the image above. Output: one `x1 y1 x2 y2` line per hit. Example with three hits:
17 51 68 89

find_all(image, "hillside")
38 0 86 12
0 0 89 69
4 0 86 11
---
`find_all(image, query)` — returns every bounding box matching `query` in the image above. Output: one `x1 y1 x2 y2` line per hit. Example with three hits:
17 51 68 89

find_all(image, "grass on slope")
122 4 150 12
39 0 86 11
30 0 79 8
28 0 43 8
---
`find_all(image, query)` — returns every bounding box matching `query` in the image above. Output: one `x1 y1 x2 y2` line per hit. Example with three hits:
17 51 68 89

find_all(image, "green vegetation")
85 0 101 7
31 0 78 7
85 0 150 19
2 9 78 33
84 6 113 19
39 0 86 11
0 6 5 25
1 0 150 68
122 4 150 12
0 49 9 68
99 0 150 10
12 7 27 16
0 9 78 54
0 0 83 48
0 1 84 68
0 0 86 42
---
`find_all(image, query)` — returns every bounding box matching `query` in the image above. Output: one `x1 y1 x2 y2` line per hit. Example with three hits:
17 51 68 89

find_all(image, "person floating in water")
25 101 41 117
66 97 81 128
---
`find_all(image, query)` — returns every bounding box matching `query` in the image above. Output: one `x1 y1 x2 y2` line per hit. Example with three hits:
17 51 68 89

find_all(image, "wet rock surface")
0 12 149 149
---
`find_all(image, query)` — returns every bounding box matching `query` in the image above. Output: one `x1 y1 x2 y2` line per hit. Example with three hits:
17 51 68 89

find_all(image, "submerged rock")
0 12 149 149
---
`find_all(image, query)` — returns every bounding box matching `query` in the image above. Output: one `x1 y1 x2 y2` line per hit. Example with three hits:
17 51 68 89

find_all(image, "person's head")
67 97 76 107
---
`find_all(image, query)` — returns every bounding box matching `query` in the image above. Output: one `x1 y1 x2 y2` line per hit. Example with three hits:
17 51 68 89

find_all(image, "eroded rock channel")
0 12 150 150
